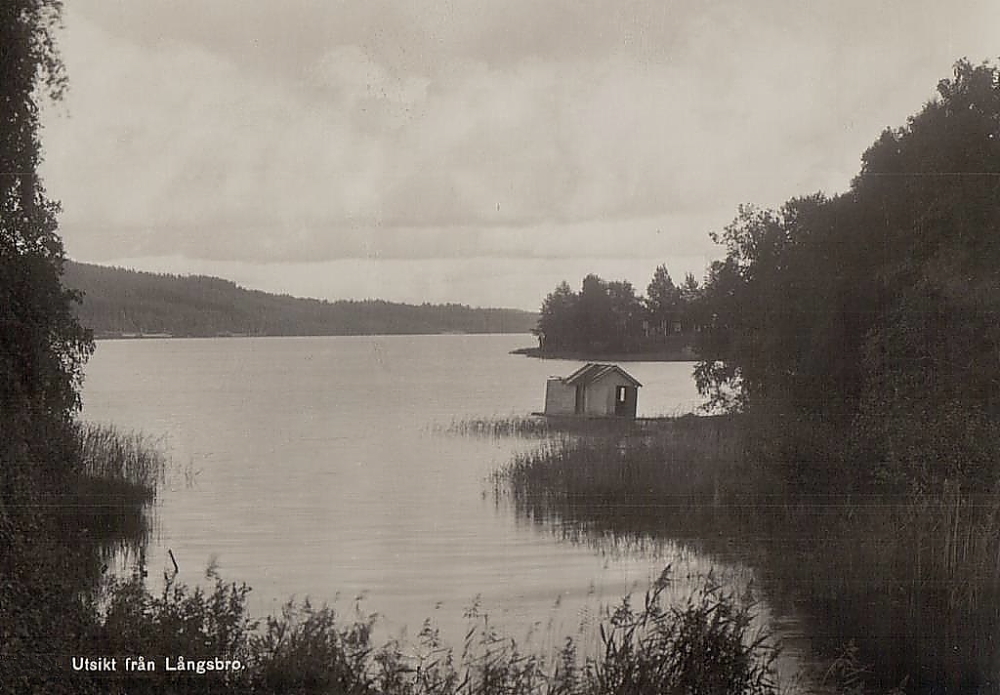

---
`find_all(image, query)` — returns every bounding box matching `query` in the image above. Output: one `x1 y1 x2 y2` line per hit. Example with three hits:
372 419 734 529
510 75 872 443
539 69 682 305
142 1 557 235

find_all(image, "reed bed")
784 482 1000 691
491 414 1000 691
76 422 166 499
494 415 751 537
441 414 650 439
57 423 167 550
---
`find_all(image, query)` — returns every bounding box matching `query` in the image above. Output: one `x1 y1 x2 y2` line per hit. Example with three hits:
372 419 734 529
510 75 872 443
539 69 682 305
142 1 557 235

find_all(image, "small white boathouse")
543 363 641 418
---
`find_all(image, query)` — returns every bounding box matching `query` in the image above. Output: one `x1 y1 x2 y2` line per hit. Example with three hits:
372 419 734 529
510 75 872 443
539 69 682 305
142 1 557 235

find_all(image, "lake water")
81 333 822 689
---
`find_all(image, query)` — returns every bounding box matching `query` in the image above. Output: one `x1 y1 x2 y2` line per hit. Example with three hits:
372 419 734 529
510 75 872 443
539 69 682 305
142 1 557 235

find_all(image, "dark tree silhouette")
695 58 1000 485
645 264 681 336
534 280 579 349
533 268 701 356
1 0 93 433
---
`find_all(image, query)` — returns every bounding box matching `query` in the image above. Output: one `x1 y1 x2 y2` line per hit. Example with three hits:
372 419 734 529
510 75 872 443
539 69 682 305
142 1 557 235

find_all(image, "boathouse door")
575 384 585 414
614 385 633 417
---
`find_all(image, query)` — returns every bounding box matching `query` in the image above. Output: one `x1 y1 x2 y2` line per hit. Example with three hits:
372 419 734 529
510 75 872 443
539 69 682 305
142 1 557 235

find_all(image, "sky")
40 1 1000 310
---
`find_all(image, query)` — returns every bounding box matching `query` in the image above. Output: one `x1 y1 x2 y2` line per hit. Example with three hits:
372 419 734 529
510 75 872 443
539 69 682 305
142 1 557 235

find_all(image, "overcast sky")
40 1 999 310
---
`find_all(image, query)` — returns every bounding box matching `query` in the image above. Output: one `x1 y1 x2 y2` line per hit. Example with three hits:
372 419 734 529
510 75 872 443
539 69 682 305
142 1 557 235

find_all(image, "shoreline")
510 346 698 362
93 331 533 341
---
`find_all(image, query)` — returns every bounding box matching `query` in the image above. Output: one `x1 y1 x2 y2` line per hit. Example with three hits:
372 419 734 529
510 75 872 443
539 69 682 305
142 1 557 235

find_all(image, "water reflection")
82 335 827 692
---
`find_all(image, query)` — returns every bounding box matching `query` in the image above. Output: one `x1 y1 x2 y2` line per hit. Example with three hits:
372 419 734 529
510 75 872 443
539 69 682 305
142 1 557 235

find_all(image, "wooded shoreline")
511 346 697 362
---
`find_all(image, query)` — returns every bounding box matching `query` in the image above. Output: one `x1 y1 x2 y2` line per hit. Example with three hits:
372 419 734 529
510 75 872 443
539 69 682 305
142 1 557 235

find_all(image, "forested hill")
62 261 537 338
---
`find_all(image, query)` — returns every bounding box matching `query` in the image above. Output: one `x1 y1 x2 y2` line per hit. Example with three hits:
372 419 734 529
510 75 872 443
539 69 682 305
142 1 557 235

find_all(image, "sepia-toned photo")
3 1 999 692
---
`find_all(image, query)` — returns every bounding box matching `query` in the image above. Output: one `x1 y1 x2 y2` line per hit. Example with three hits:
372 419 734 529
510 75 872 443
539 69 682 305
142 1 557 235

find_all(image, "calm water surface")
82 334 822 688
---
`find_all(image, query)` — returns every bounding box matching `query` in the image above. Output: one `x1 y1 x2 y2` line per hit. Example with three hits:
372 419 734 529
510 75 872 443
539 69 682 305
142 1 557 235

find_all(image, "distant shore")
94 331 529 341
510 346 697 362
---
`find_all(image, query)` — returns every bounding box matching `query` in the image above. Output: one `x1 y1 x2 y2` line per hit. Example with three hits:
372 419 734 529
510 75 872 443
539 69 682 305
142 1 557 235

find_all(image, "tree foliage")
534 269 700 355
1 0 92 430
646 264 680 324
695 58 1000 486
1 2 101 688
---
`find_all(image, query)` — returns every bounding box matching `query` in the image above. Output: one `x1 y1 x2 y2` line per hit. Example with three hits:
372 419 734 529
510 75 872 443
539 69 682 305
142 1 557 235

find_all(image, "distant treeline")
62 261 537 338
531 267 700 356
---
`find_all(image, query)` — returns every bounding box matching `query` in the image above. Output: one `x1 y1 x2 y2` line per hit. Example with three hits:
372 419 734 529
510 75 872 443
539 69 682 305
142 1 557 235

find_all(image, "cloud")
42 0 1000 268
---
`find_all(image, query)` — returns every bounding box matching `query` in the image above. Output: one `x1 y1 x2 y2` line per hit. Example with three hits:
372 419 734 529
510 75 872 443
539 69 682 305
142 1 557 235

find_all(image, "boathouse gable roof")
561 363 642 388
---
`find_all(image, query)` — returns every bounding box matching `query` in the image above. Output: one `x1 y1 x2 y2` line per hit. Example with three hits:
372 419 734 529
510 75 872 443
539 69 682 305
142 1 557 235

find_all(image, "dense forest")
686 59 1000 688
695 58 1000 473
529 267 701 357
63 261 537 338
